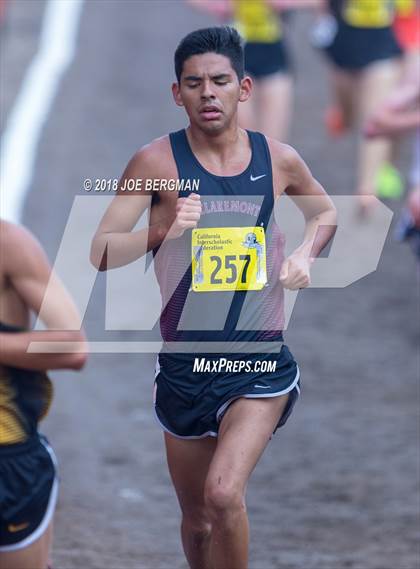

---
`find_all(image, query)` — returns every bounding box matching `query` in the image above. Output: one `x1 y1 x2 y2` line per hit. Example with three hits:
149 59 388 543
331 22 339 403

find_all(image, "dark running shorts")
0 435 58 551
244 40 290 78
324 21 402 70
154 344 300 439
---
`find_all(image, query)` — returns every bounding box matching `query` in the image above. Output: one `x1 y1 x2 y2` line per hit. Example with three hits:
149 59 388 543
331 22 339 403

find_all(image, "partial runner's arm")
185 0 233 20
90 137 202 271
90 148 160 271
0 223 87 371
270 142 337 290
365 82 420 138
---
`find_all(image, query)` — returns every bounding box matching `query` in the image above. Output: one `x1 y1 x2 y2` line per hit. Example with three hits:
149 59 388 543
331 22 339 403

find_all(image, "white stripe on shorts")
0 438 59 553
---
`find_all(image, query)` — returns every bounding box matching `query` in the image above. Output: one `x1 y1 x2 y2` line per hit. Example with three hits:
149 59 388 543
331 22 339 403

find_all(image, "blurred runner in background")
313 0 403 215
0 221 87 569
365 46 420 266
188 0 318 141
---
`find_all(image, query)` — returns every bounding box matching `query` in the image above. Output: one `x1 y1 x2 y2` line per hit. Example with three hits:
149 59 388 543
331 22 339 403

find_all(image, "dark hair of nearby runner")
174 26 245 83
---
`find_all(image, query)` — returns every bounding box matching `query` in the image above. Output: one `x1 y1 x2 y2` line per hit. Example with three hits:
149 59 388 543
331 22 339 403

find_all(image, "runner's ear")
172 82 184 107
239 76 252 103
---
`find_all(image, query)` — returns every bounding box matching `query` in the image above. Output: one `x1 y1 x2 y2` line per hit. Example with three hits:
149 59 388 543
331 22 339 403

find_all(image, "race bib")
191 227 267 292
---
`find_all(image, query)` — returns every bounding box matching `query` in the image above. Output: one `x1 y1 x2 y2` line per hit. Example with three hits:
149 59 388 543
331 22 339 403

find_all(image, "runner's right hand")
167 193 202 239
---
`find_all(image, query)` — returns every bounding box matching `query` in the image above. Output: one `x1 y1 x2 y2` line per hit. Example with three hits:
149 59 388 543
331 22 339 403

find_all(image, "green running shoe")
376 163 404 200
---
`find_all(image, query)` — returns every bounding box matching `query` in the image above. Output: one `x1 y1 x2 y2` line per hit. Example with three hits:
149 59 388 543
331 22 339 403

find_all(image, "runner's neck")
186 126 251 175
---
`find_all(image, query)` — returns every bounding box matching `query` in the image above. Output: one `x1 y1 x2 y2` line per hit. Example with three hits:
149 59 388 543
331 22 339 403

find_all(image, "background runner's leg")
205 395 289 569
258 73 293 141
356 59 400 209
164 433 216 569
329 68 357 132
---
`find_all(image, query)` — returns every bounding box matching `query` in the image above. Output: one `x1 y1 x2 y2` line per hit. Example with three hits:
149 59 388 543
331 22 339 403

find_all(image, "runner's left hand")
279 254 312 290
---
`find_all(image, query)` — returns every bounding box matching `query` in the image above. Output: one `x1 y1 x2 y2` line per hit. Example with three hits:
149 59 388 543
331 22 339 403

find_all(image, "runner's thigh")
206 395 289 493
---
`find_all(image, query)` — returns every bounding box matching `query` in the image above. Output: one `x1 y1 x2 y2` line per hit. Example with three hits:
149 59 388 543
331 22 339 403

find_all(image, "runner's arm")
272 144 337 289
365 108 420 138
0 224 87 371
91 140 202 270
365 83 420 138
90 145 174 271
283 146 336 259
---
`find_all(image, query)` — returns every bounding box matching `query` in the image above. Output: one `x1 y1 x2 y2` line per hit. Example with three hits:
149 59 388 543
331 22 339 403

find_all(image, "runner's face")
172 53 251 133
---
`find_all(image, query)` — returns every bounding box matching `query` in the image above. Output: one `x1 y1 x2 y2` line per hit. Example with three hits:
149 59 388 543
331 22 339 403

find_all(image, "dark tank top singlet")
153 129 286 350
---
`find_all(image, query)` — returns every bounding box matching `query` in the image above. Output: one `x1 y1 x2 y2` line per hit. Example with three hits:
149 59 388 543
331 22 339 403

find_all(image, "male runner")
91 26 336 568
365 56 420 265
0 221 87 569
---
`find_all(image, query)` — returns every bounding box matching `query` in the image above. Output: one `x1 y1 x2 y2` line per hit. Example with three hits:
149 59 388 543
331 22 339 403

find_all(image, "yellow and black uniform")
325 0 402 69
233 0 290 78
0 322 58 552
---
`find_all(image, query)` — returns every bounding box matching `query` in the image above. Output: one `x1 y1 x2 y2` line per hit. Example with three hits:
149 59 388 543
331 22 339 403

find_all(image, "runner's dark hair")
174 26 245 82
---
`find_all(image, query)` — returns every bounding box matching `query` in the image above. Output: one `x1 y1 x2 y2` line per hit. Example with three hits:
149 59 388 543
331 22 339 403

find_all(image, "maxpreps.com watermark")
193 357 277 374
83 178 200 192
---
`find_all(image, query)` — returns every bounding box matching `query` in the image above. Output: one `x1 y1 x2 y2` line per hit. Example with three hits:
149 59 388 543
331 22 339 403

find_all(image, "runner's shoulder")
0 221 49 277
1 221 35 256
265 138 304 172
265 138 301 165
128 135 176 180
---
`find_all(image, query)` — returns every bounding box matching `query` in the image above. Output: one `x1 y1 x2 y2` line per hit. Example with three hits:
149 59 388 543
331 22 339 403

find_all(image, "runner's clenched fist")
279 253 313 290
167 193 202 239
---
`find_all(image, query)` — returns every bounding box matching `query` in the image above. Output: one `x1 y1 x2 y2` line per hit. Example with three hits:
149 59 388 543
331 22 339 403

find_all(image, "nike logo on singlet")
8 522 30 533
250 174 267 182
